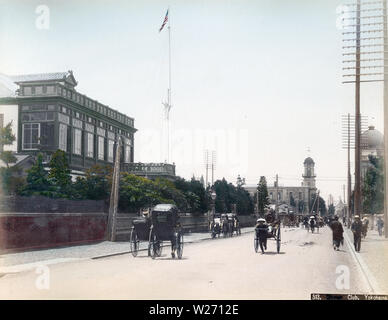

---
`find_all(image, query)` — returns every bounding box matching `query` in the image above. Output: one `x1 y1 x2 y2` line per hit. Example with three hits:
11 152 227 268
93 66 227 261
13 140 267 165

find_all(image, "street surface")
0 226 379 299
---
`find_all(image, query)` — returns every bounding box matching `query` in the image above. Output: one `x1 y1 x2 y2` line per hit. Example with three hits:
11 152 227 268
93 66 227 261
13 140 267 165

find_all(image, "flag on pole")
159 9 169 32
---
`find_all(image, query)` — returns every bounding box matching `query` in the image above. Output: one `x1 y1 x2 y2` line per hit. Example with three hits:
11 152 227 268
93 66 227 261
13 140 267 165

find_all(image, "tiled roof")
9 72 70 83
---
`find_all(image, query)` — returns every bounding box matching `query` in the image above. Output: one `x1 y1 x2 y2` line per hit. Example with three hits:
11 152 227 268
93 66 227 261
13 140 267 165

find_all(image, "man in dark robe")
330 215 344 251
351 215 362 252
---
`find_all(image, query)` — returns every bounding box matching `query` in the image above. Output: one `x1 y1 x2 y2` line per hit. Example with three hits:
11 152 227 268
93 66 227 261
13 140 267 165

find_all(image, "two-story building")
0 71 136 176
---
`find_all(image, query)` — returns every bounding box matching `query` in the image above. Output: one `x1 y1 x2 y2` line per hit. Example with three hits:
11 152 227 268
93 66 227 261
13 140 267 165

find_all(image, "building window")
24 87 32 95
59 124 67 151
46 86 55 94
73 128 82 155
21 112 54 122
35 86 43 95
98 136 105 160
124 144 131 163
108 140 114 162
87 133 94 158
22 123 40 150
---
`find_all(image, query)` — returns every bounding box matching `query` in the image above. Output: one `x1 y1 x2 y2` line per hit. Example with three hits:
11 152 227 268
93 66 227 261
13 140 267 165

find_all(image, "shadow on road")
255 252 285 255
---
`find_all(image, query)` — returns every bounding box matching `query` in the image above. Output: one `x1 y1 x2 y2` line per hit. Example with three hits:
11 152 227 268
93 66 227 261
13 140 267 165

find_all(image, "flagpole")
160 7 172 163
168 7 171 163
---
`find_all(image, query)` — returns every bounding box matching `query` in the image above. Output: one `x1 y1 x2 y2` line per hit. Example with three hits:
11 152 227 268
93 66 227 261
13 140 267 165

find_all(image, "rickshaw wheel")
130 228 139 257
176 232 184 259
148 228 158 259
276 227 281 254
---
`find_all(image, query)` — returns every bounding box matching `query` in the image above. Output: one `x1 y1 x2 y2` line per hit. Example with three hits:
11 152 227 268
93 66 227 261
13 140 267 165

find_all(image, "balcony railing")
121 162 176 177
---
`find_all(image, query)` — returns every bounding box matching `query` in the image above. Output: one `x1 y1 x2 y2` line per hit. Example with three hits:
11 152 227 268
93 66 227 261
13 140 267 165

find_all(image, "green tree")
256 176 269 216
0 121 21 194
73 164 113 200
119 173 172 212
20 153 51 196
154 177 188 212
213 178 253 215
362 155 384 214
174 176 209 215
0 121 16 168
48 150 72 198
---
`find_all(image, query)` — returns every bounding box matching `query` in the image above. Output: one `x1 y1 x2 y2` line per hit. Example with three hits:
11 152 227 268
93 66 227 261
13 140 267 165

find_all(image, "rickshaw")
254 211 281 254
227 213 241 236
210 213 222 238
220 213 233 237
130 204 184 259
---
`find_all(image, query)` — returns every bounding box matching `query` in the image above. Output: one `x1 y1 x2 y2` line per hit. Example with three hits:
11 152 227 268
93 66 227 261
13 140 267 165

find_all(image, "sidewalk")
344 227 388 294
0 228 254 273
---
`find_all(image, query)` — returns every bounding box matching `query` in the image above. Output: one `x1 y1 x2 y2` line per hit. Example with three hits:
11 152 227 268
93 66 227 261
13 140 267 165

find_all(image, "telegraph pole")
275 174 279 218
354 0 362 219
108 135 122 242
383 0 388 238
341 0 387 224
211 150 216 185
348 113 352 227
204 150 209 187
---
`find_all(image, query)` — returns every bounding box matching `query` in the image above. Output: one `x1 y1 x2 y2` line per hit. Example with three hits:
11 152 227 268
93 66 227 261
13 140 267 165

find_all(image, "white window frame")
22 123 40 150
59 124 67 152
98 136 105 160
124 144 131 163
73 128 82 155
108 139 114 162
87 133 94 158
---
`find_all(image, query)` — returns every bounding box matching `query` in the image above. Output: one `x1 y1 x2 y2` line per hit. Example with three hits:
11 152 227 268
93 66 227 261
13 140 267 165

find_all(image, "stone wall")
0 212 108 252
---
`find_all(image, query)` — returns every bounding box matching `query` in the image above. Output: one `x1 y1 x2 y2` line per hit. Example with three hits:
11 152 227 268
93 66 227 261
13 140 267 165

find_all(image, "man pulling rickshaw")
254 210 281 254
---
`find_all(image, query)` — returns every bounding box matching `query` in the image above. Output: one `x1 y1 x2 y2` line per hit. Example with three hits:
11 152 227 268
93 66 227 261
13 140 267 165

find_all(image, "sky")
0 0 384 203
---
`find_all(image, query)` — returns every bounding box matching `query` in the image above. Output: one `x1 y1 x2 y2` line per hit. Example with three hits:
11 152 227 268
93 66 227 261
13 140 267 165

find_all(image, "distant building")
361 125 384 179
244 157 318 214
335 199 346 219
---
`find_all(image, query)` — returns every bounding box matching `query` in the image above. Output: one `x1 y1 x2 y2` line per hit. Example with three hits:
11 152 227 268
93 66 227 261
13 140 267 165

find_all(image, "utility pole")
384 0 388 238
204 150 209 187
275 174 279 218
342 113 367 225
204 149 216 187
211 150 216 185
341 0 387 228
107 135 122 242
354 0 362 219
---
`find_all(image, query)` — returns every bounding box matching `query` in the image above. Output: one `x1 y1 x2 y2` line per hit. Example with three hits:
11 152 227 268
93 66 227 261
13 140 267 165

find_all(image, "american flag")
159 9 169 32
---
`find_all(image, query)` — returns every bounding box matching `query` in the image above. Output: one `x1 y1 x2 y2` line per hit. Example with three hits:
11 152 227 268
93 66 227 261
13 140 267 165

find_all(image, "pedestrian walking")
377 217 384 237
309 216 316 233
329 215 344 251
361 217 369 238
351 215 362 252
